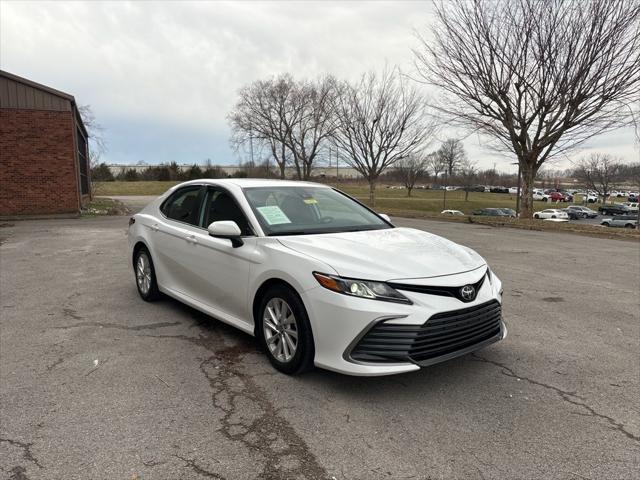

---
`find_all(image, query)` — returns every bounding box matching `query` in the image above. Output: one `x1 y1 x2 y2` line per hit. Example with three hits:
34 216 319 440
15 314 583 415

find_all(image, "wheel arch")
252 278 305 337
132 240 150 267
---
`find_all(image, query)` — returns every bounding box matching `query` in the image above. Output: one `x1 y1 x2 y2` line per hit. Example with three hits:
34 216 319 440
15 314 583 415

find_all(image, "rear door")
152 185 205 295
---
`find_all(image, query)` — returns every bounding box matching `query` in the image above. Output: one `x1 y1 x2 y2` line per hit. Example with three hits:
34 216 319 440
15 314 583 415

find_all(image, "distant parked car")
441 209 465 216
498 208 517 218
546 191 569 202
431 184 445 190
464 185 486 192
533 209 569 220
628 194 638 203
566 206 598 218
601 215 638 229
621 202 639 212
472 208 512 217
490 186 509 194
532 192 549 201
583 192 599 203
508 187 518 194
598 204 630 216
562 208 582 220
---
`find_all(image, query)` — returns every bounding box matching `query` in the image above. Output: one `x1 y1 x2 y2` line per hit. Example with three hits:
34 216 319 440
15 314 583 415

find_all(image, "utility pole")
443 170 448 210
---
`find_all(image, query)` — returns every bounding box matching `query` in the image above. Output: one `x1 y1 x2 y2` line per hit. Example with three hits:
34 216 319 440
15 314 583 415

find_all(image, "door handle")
185 235 198 244
151 223 159 232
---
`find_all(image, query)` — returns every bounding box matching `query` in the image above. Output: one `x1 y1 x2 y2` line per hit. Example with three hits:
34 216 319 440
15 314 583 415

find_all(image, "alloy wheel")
263 297 298 363
136 252 152 295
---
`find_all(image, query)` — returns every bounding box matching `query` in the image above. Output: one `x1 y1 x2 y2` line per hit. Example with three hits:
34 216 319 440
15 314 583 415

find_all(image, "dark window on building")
77 127 89 195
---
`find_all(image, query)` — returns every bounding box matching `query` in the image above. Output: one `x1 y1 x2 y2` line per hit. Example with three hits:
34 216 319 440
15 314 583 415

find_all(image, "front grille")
350 300 502 364
388 269 487 303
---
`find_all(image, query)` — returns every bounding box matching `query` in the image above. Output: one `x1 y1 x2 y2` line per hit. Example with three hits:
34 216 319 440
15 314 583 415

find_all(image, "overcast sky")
2 1 638 173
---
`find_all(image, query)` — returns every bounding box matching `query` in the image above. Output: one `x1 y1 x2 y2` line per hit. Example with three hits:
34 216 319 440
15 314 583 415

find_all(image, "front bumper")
302 272 506 376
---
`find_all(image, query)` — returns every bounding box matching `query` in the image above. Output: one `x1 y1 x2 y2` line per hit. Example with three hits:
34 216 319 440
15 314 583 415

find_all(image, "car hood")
277 227 485 281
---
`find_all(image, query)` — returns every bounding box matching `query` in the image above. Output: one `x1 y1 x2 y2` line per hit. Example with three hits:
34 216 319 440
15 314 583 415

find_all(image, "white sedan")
532 192 549 201
533 209 569 220
128 179 505 376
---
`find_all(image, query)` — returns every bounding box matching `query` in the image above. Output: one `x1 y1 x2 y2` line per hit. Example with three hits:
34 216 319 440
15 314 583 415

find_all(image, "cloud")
1 1 637 170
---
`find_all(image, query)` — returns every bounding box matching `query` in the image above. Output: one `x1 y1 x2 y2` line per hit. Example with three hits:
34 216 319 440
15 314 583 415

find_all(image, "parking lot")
1 212 638 479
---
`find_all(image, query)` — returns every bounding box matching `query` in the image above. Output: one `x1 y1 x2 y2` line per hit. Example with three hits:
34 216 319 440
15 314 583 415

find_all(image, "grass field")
93 181 638 239
94 180 544 215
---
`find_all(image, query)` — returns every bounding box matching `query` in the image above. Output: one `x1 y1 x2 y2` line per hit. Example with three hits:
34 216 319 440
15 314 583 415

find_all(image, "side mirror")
207 221 244 248
379 213 391 223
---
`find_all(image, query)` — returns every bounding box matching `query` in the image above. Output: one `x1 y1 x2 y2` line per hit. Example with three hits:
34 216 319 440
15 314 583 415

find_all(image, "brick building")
0 70 90 217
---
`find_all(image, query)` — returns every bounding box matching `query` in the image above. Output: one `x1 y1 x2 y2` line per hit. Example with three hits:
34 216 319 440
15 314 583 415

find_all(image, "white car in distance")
533 209 569 220
532 192 549 201
128 179 506 376
441 209 465 216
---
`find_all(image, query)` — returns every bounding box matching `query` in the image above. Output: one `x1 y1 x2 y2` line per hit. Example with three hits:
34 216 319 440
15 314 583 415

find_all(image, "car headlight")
312 272 412 304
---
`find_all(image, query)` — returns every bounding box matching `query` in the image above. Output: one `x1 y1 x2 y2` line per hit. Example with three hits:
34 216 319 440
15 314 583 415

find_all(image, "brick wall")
0 109 80 216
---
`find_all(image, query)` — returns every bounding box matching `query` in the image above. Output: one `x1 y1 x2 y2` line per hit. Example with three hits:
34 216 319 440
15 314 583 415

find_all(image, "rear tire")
256 284 315 375
134 247 160 301
534 214 540 219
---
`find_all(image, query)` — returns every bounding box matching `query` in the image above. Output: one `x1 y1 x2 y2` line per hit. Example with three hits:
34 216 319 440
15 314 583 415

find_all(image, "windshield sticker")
256 205 291 225
303 198 318 205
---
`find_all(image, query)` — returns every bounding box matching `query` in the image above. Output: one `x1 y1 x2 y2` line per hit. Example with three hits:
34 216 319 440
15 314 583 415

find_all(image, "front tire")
534 214 540 219
134 247 160 301
257 285 315 375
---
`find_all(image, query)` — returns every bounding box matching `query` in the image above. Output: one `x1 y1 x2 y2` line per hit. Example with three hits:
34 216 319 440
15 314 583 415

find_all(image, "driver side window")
200 188 253 236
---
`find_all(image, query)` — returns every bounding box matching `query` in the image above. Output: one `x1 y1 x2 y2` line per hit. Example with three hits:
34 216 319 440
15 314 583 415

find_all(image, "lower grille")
350 300 502 364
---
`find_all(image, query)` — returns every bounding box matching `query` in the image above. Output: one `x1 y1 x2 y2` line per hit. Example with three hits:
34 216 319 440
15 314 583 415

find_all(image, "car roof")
175 178 332 189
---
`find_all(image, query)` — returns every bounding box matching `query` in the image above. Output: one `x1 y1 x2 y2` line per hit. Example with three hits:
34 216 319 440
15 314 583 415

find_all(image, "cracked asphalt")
0 212 638 480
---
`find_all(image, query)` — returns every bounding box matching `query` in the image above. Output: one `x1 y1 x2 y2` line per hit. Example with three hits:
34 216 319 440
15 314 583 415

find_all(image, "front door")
185 186 256 324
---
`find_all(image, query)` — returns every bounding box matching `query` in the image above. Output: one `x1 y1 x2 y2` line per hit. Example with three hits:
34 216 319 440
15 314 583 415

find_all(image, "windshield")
243 186 391 236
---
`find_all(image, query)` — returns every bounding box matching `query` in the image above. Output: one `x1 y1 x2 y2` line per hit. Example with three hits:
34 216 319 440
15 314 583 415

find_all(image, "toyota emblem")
460 285 475 301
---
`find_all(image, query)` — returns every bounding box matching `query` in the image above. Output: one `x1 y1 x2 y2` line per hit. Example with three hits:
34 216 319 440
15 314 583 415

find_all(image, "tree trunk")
279 163 286 179
520 165 536 219
465 189 469 201
407 186 413 197
369 178 377 207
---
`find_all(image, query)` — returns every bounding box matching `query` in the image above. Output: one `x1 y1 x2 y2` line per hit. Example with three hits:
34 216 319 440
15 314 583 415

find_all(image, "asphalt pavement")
0 210 638 479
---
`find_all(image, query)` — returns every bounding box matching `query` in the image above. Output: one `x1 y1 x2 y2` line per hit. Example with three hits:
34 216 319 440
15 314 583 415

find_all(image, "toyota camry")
128 179 506 376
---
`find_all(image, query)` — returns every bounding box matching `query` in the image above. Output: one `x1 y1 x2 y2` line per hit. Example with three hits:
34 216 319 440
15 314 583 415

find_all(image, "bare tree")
573 153 622 202
78 105 107 194
283 75 338 180
78 105 106 166
228 75 294 179
332 68 436 206
458 158 478 201
396 154 430 196
437 139 466 176
228 74 337 180
426 151 446 181
415 0 640 218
